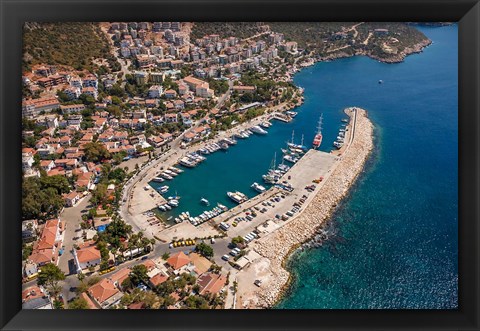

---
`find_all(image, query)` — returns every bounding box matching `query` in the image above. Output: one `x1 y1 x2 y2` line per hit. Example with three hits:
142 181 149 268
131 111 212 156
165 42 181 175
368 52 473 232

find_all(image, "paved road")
23 233 233 302
57 196 93 276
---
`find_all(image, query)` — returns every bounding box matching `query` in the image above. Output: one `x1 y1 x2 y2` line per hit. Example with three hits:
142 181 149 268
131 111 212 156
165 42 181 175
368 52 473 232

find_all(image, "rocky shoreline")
251 107 374 308
315 38 432 64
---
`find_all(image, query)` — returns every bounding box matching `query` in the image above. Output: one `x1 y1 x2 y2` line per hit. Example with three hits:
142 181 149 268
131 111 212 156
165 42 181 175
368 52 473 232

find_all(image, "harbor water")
152 25 458 308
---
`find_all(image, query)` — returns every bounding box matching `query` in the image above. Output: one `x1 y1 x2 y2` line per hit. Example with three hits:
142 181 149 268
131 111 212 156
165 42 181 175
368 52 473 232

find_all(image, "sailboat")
287 130 307 151
262 152 279 184
312 114 323 149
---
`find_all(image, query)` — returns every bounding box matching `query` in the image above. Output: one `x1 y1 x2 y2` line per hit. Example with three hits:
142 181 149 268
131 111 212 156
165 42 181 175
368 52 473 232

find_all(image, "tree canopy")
22 175 70 220
195 242 214 258
68 297 90 309
37 263 66 297
83 142 111 163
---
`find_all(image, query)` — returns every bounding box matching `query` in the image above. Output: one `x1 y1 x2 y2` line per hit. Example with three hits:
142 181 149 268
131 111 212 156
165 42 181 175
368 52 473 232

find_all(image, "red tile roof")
166 251 191 270
88 278 119 304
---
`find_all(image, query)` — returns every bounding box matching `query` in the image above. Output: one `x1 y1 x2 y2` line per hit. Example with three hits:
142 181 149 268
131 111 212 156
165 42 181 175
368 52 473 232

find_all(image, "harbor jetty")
235 107 374 308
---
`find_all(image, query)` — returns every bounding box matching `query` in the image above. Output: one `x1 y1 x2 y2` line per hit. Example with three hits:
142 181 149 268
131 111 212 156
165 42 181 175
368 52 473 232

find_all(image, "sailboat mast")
317 114 323 134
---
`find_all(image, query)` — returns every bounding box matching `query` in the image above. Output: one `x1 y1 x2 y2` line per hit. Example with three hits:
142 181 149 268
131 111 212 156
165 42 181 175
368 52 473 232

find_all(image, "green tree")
39 175 71 194
121 277 133 290
37 263 65 298
53 299 65 309
90 184 108 206
231 236 245 246
79 94 96 106
184 295 209 309
22 177 65 220
195 242 214 258
130 264 149 286
83 142 111 163
68 297 90 309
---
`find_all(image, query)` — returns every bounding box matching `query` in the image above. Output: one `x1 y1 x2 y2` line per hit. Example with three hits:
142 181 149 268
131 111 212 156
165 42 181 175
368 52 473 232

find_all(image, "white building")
147 85 163 98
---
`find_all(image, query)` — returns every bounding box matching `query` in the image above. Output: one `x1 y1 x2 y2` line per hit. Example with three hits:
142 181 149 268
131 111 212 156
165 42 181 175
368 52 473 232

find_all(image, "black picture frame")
1 0 478 330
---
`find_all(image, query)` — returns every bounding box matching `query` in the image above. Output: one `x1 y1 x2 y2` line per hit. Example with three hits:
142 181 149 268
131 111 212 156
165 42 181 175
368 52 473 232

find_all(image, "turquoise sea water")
152 25 458 308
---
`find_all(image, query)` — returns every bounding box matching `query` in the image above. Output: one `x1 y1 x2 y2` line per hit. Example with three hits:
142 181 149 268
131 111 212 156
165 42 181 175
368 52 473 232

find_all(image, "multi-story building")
136 54 156 69
149 72 165 84
147 85 163 98
82 74 98 89
120 47 131 58
60 104 86 114
150 45 164 57
63 86 81 100
22 97 60 117
82 86 98 100
134 71 149 85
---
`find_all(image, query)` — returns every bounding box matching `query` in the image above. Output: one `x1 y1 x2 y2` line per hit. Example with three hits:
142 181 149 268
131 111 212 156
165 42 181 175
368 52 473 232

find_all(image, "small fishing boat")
158 185 169 194
168 199 179 207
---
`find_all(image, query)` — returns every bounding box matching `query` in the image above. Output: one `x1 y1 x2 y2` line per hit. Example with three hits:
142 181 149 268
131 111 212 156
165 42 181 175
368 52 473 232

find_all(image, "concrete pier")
234 107 374 308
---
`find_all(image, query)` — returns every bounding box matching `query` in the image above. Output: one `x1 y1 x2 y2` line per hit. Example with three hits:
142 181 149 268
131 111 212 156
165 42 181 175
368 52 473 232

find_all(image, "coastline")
236 107 374 308
118 31 428 308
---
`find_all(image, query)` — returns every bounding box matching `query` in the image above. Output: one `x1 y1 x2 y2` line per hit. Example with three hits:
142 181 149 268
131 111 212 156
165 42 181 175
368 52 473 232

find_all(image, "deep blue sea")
275 25 458 309
152 25 458 308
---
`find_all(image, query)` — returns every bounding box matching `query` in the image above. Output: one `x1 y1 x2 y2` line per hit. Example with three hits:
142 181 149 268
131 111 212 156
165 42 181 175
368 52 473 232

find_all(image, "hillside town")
21 22 426 309
21 21 307 310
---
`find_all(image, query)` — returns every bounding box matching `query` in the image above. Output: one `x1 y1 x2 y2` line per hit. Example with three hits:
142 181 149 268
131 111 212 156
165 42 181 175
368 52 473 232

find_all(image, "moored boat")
160 173 173 180
251 182 266 193
170 166 183 173
227 191 248 204
250 125 268 135
168 199 179 207
312 114 323 149
179 157 196 168
220 143 229 150
283 154 299 163
158 185 169 194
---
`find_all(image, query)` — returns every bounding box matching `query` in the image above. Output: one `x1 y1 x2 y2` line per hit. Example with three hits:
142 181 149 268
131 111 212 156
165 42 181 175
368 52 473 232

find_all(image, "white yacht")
251 182 266 193
227 191 248 204
283 154 299 164
168 199 179 207
250 125 268 135
160 173 173 180
158 185 169 194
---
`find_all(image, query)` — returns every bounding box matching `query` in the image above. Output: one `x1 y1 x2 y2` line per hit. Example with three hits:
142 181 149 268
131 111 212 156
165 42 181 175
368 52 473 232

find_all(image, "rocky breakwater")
253 107 374 308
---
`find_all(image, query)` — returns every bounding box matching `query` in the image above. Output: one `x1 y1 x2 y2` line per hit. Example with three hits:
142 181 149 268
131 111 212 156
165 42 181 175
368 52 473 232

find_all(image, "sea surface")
275 25 458 309
151 25 458 308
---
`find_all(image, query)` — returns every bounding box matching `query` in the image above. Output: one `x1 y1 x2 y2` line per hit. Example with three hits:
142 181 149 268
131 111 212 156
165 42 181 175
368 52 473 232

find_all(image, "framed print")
0 0 479 330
